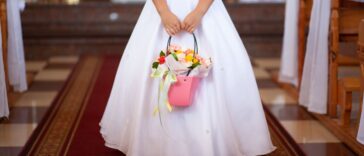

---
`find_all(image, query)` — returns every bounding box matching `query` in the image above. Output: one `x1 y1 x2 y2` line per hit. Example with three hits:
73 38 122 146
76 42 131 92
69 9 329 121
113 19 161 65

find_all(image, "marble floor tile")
254 58 281 69
266 105 314 120
0 124 37 147
26 61 47 72
49 56 79 64
13 91 58 107
253 67 271 79
299 143 356 156
46 63 75 69
256 79 279 88
5 106 48 124
34 69 71 81
259 88 297 105
29 81 64 91
0 147 22 156
280 120 340 144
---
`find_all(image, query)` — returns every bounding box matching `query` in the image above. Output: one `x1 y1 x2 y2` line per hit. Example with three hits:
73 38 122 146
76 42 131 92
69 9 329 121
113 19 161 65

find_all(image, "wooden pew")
0 0 6 61
328 0 364 117
0 0 10 104
357 19 364 123
298 0 312 88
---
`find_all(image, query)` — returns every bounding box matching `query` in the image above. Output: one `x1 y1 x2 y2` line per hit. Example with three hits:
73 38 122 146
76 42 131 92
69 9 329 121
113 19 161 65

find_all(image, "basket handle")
165 33 199 56
165 33 199 76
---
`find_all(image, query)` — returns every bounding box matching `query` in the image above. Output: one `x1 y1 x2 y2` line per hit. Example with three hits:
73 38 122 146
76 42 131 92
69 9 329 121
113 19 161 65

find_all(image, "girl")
100 0 276 155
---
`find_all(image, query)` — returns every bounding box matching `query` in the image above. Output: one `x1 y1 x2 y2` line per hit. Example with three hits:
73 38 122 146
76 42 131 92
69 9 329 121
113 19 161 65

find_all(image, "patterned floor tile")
266 105 314 120
49 56 79 64
0 147 22 156
280 120 340 144
254 58 281 69
13 91 58 107
46 63 76 69
260 88 297 105
299 143 356 156
26 61 47 72
253 67 271 79
28 81 64 91
4 107 48 124
0 124 37 147
257 79 279 88
34 69 71 81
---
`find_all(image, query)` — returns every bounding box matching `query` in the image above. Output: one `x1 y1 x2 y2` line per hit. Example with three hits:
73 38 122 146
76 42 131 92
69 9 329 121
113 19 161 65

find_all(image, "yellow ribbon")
151 68 177 116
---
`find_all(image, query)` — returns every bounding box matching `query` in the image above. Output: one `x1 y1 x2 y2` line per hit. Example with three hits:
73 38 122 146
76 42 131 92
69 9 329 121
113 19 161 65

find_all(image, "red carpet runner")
65 55 123 155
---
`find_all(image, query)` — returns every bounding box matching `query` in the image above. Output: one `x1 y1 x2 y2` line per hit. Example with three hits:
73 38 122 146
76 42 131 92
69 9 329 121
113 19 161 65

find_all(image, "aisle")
18 55 300 156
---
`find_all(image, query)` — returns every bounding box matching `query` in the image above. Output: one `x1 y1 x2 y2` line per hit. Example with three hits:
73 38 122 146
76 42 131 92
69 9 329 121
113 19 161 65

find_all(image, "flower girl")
100 0 276 155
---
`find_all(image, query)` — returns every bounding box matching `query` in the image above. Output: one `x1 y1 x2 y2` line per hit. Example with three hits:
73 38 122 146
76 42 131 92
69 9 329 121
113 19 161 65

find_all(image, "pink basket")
168 76 201 107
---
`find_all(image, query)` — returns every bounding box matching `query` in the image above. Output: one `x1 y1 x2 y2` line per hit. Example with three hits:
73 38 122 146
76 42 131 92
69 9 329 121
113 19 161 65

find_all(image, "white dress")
100 0 276 155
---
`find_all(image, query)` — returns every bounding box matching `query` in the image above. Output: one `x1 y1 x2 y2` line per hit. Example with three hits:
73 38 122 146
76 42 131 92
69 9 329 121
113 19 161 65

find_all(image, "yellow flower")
185 54 193 62
192 58 199 64
175 50 183 54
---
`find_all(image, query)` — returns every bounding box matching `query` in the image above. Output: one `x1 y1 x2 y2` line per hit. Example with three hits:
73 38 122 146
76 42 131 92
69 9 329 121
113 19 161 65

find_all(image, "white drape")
298 0 331 114
7 0 27 92
278 0 299 86
0 22 9 118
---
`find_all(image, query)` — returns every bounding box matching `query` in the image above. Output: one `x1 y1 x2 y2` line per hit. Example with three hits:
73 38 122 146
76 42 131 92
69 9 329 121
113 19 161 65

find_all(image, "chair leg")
340 91 352 126
329 55 338 117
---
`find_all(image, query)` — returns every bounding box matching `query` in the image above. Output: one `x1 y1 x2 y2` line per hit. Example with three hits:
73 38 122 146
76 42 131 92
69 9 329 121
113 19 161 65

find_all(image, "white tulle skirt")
100 0 276 155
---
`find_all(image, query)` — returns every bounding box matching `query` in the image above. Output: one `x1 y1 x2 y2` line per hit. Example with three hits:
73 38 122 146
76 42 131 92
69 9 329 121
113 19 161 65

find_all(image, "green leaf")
152 62 159 69
171 53 178 61
159 51 165 57
189 62 201 70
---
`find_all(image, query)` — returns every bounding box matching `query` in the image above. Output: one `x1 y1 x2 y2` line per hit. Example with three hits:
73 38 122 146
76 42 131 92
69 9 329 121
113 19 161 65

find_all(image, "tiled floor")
253 58 357 155
0 56 78 155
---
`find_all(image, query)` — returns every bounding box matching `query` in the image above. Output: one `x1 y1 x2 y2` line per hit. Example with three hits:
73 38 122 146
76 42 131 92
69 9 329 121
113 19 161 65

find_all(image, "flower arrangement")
151 44 212 78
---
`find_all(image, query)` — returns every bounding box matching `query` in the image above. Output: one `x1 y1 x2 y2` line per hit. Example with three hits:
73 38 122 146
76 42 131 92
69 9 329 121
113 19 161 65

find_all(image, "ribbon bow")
151 68 177 117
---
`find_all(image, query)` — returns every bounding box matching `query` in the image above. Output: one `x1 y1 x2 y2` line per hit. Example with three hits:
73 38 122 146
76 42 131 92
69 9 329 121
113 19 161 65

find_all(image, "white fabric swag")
7 0 27 92
0 22 9 118
278 0 299 87
299 0 331 114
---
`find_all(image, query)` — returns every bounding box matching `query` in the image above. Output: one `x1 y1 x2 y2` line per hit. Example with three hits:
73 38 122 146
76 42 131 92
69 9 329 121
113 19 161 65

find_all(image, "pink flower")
168 44 181 52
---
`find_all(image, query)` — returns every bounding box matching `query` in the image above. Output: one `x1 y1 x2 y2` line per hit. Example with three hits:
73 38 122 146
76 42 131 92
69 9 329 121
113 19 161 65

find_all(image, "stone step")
22 2 284 59
22 3 284 38
24 35 282 59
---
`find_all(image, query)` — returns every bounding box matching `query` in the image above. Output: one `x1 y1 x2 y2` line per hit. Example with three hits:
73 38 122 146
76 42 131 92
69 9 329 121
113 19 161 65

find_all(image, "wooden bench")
298 0 312 88
328 0 364 117
0 0 10 105
357 19 364 125
0 0 6 60
338 77 361 125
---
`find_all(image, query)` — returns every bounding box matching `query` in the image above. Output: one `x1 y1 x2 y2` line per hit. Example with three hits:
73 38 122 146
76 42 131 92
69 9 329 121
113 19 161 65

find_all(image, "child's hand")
182 10 203 33
160 11 182 36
